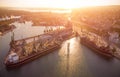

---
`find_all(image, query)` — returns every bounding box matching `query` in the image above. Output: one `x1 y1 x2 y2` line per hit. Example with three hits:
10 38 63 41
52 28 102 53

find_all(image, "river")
0 21 120 77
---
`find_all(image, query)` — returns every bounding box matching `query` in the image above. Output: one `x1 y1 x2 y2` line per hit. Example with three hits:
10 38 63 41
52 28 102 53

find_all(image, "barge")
4 28 73 68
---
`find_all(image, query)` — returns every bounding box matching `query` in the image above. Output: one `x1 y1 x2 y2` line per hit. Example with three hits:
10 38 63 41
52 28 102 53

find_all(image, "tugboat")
4 28 73 68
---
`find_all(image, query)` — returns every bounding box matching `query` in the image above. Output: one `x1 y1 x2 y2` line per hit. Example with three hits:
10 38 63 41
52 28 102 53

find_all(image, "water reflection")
59 37 80 55
58 37 90 77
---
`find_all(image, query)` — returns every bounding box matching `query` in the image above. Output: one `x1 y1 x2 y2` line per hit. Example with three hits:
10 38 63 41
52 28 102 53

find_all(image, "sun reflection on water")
57 37 87 76
59 37 80 56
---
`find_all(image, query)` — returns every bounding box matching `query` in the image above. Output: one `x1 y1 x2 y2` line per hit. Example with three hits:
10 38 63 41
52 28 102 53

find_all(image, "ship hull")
80 37 113 57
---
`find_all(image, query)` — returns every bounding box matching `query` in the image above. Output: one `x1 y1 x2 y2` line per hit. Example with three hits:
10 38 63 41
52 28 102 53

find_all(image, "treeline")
72 5 120 31
23 12 68 26
0 8 28 17
0 7 69 26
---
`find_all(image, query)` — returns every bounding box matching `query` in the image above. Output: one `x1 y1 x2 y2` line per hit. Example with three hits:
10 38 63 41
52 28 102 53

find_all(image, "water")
0 22 120 77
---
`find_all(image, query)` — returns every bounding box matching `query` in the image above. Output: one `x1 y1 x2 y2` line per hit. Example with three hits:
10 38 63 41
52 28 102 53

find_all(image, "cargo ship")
4 27 73 68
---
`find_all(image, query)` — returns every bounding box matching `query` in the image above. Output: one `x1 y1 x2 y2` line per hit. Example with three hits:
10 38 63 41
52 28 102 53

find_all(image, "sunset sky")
0 0 120 8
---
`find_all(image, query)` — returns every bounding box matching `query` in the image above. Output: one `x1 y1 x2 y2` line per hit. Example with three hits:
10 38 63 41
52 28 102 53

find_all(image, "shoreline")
0 25 16 36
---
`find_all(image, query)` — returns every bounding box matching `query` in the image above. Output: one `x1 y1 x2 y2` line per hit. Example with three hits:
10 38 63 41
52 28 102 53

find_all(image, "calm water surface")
0 22 120 77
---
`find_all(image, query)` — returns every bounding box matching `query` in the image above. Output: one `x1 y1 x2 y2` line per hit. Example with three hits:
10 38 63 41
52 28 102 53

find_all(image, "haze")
0 0 120 8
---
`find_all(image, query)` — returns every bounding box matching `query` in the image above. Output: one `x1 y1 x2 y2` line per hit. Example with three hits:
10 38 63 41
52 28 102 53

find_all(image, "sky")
0 0 120 8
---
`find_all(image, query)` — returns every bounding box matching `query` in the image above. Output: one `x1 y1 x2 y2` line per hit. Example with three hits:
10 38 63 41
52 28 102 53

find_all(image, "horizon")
0 0 120 9
0 5 120 11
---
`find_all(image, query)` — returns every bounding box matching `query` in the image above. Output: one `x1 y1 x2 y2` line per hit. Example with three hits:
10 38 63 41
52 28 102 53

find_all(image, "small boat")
80 37 113 57
4 28 73 68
